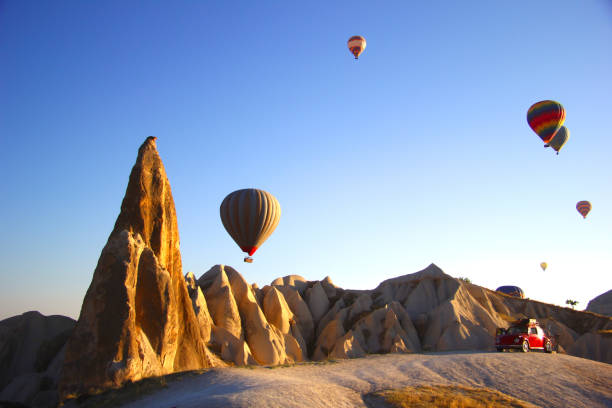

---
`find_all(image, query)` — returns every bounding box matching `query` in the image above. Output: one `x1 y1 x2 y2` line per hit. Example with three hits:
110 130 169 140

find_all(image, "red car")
495 319 553 353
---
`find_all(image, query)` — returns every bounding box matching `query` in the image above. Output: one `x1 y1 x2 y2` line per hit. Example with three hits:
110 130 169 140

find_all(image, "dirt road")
118 352 611 408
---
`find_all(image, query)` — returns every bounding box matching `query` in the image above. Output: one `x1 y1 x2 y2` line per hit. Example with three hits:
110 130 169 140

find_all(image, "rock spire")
59 137 220 400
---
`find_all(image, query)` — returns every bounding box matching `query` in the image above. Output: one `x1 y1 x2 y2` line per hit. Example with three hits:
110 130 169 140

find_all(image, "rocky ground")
75 352 611 408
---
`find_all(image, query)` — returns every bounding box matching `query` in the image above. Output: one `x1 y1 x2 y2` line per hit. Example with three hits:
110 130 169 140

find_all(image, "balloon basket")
244 257 253 263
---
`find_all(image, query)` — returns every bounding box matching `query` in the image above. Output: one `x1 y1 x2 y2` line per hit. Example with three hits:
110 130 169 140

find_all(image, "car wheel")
545 341 552 353
521 340 529 353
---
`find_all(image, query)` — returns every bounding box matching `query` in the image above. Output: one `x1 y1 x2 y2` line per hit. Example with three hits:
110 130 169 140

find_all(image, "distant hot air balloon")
220 188 281 262
347 35 366 59
576 201 591 219
496 286 525 299
546 126 569 155
527 100 566 144
540 262 547 271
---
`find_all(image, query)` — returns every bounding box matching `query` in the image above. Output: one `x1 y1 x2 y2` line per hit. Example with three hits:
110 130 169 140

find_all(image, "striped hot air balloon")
347 35 366 59
576 201 591 219
547 126 569 155
220 188 281 262
527 100 566 144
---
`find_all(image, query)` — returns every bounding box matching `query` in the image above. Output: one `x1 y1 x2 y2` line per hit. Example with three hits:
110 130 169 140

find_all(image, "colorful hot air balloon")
347 35 366 59
546 126 569 155
576 201 591 219
496 286 525 299
527 100 566 144
220 188 281 262
540 262 547 271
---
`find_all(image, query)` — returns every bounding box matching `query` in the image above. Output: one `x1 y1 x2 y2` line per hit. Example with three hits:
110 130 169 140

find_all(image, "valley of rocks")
1 137 610 408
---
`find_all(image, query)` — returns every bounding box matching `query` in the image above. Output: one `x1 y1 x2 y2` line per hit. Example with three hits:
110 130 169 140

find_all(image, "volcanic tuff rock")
305 281 330 325
198 265 304 365
186 263 612 365
0 311 75 407
6 269 612 405
586 289 612 317
568 331 612 363
185 272 213 343
59 137 220 401
270 275 308 293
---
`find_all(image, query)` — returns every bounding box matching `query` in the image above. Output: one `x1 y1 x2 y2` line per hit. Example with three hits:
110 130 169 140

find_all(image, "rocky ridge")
185 263 612 367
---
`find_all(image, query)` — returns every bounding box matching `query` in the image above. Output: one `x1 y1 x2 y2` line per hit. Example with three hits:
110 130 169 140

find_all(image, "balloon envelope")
527 100 566 144
220 188 281 256
576 201 591 218
540 262 547 271
496 286 525 299
347 35 366 59
547 126 569 154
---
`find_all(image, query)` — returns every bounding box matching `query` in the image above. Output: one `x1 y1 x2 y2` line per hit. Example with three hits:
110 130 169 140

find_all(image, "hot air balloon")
496 286 525 299
576 201 591 219
220 188 281 262
347 35 366 59
527 100 566 144
540 262 547 271
546 126 569 155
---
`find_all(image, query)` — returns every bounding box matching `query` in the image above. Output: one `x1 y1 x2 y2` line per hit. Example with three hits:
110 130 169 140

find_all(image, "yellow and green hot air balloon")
546 126 569 155
220 188 281 262
527 100 566 145
540 262 547 271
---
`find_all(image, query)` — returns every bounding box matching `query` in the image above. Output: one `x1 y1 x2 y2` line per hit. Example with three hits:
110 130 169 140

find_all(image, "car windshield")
507 326 526 335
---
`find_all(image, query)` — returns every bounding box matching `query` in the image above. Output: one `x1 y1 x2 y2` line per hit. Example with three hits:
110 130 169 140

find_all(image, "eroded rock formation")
59 137 220 401
586 289 612 317
0 312 75 407
6 266 612 407
198 265 305 366
185 263 612 365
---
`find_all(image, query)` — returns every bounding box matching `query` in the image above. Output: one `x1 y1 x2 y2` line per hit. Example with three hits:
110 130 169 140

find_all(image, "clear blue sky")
1 1 611 319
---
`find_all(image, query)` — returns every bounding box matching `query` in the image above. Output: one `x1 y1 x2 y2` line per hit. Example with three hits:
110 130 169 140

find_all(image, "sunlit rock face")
198 265 243 340
586 289 612 317
59 137 220 401
185 272 213 343
272 284 315 346
305 281 331 326
197 265 305 366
